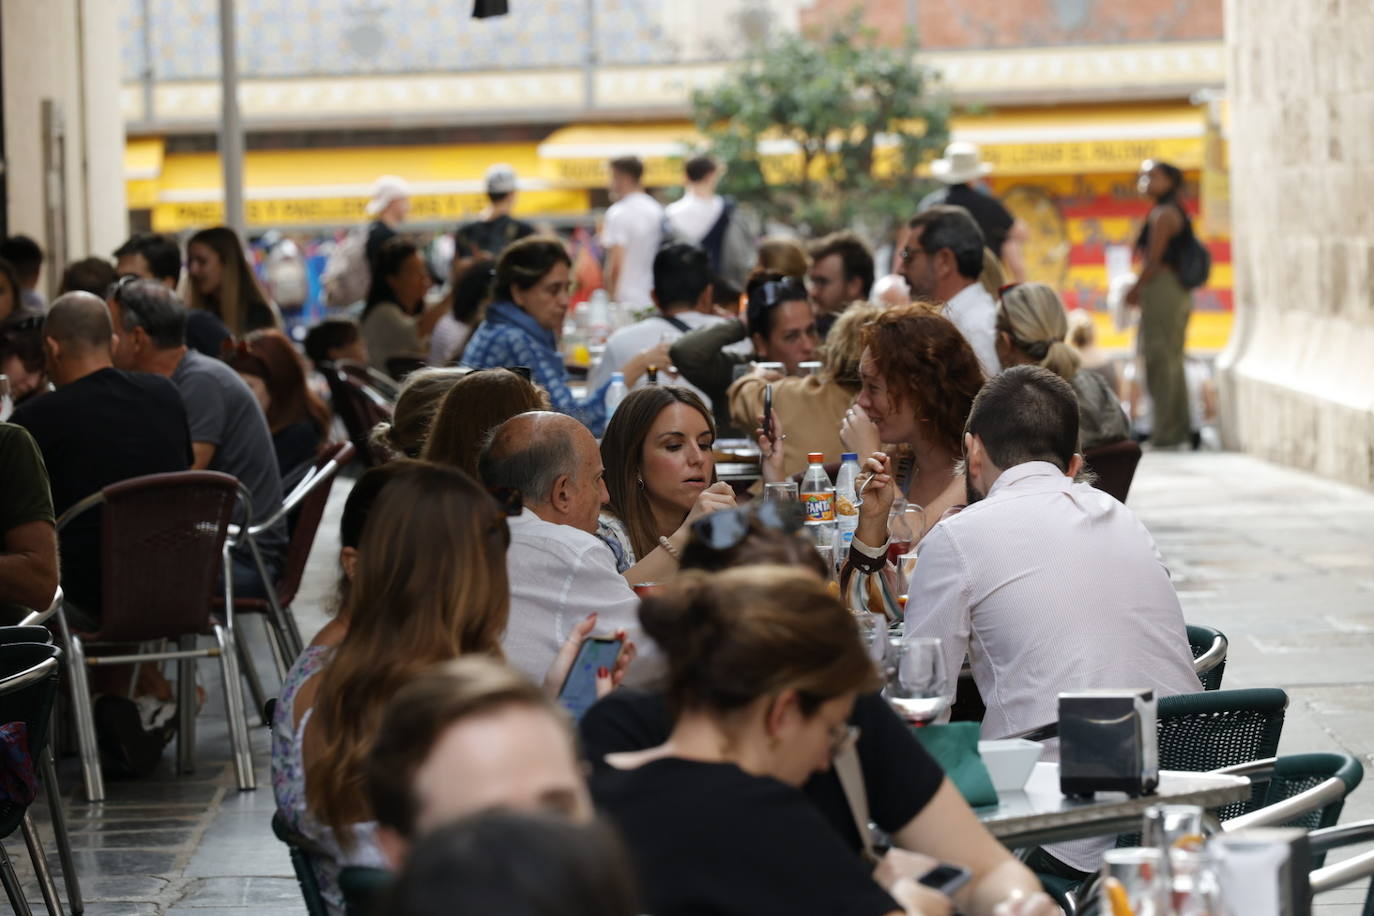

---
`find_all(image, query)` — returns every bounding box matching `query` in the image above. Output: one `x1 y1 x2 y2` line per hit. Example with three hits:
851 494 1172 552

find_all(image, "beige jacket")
728 373 855 480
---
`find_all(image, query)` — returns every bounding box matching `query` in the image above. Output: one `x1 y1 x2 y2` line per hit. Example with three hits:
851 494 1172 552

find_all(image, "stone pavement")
6 451 1374 914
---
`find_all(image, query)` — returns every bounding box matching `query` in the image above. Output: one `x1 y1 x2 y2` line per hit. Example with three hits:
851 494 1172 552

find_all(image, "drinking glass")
815 544 835 582
883 636 948 725
1101 848 1167 916
0 375 11 422
1168 848 1224 916
1142 804 1206 853
894 552 919 598
764 481 799 503
855 612 886 663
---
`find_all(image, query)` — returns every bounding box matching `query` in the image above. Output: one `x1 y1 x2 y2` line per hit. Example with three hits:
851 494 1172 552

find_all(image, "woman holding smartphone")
596 386 736 582
276 463 631 914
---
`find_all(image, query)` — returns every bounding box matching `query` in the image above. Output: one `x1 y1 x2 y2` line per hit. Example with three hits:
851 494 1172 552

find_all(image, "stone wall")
1217 0 1374 487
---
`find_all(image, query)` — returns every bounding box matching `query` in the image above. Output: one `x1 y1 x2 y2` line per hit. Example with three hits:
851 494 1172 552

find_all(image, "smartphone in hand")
917 863 972 896
762 384 774 443
557 636 624 721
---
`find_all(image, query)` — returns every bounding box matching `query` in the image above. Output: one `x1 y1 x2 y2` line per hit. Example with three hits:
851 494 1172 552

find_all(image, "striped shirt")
905 461 1200 871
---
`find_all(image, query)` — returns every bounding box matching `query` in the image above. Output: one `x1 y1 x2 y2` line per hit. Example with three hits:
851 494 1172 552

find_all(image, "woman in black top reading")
584 509 1058 916
1125 159 1194 449
590 565 950 916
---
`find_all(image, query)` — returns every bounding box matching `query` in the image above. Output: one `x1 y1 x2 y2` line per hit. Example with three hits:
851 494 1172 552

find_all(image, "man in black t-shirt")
453 164 535 265
919 142 1028 282
11 292 192 623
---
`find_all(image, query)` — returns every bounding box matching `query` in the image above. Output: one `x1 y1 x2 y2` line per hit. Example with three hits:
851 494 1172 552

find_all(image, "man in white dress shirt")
587 242 727 403
601 156 664 309
905 365 1200 878
900 206 1001 376
478 411 654 685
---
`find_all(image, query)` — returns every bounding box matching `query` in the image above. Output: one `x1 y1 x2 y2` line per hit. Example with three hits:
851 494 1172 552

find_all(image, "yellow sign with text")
151 189 590 233
973 137 1203 176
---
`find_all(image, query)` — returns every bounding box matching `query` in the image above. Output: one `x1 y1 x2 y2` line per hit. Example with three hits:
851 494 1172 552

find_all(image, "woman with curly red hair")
225 329 333 478
838 304 985 543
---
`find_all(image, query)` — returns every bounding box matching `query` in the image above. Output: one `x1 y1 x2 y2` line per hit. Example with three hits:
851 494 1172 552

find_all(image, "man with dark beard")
903 365 1199 881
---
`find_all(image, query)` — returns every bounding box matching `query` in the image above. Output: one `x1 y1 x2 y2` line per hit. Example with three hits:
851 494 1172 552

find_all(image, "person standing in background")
365 176 412 270
602 157 663 309
1126 159 1193 450
918 143 1029 283
454 165 535 265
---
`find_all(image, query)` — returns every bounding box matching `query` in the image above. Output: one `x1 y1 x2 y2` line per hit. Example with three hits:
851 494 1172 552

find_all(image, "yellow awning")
536 123 703 188
140 141 589 232
124 137 165 210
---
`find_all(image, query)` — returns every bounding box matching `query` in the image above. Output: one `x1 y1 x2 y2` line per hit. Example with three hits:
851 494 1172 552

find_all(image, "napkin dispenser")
1057 689 1158 798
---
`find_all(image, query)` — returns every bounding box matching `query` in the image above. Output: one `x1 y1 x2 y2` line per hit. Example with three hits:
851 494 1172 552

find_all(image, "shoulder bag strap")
657 313 693 334
833 744 878 863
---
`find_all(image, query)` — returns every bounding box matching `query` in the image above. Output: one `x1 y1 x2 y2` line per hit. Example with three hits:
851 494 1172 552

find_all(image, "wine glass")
883 636 948 725
764 481 798 503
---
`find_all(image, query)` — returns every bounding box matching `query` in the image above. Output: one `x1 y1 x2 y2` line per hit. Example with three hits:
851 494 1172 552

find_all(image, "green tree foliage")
691 14 950 241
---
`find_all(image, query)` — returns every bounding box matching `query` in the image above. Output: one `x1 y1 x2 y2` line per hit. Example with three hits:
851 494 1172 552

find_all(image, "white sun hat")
930 141 994 184
365 175 412 216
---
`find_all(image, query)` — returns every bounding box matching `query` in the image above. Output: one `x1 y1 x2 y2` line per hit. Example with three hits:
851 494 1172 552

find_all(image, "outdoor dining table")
976 761 1251 849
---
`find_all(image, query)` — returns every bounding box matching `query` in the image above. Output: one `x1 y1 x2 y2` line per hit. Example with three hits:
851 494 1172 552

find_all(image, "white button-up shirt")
942 281 1001 377
501 509 658 687
905 462 1200 870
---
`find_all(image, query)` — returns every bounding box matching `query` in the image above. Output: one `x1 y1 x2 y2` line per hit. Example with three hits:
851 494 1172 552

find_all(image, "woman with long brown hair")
595 386 735 582
421 368 549 478
277 463 628 913
224 329 332 477
186 226 280 337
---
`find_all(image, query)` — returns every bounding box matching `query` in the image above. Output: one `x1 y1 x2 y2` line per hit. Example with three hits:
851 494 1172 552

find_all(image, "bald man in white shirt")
478 411 657 686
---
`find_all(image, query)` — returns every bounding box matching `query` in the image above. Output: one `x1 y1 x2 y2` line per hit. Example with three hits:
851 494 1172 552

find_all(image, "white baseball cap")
484 164 518 195
365 175 412 216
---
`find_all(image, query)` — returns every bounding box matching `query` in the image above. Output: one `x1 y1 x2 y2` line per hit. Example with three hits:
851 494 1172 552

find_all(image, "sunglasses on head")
754 277 807 309
502 365 533 382
997 282 1022 298
690 499 805 552
105 273 143 303
2 312 44 334
486 486 524 517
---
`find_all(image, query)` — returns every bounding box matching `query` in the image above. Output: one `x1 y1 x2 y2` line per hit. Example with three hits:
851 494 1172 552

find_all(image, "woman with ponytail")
995 283 1129 450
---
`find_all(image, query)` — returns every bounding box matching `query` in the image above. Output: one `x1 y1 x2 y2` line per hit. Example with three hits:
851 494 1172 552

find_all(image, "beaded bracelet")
658 535 681 560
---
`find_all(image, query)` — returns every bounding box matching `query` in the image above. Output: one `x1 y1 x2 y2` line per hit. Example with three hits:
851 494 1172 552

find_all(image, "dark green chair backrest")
1157 687 1288 820
1186 623 1227 691
271 810 330 916
1263 752 1364 866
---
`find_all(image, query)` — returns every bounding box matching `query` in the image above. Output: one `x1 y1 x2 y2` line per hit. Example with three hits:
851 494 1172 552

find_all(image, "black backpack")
1173 210 1212 290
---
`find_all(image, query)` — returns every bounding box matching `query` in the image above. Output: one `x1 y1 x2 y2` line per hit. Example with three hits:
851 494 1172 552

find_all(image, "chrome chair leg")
40 749 82 914
21 813 64 916
236 635 268 727
263 615 288 683
214 624 256 791
176 635 197 775
0 842 33 915
58 623 104 803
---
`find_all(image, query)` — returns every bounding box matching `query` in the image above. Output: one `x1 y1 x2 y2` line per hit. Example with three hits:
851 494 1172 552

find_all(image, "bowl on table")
977 738 1044 792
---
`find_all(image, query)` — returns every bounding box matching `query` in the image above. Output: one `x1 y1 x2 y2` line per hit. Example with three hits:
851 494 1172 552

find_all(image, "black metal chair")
0 643 65 915
321 362 392 467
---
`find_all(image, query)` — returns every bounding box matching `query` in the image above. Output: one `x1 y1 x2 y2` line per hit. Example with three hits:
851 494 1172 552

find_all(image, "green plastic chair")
1309 819 1374 915
1217 752 1364 866
1186 624 1228 691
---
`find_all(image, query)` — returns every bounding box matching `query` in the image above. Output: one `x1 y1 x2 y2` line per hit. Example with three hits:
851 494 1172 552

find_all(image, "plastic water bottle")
800 452 837 552
834 452 861 564
604 371 628 420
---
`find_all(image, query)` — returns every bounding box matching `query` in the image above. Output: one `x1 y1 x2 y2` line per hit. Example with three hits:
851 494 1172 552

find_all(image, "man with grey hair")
105 279 285 595
478 411 653 685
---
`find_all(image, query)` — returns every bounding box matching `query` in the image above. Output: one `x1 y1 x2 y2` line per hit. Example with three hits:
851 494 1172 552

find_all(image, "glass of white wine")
883 636 948 726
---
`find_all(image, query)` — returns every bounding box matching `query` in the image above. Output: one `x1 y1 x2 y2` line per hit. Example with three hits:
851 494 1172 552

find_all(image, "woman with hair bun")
995 283 1129 451
591 565 955 916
